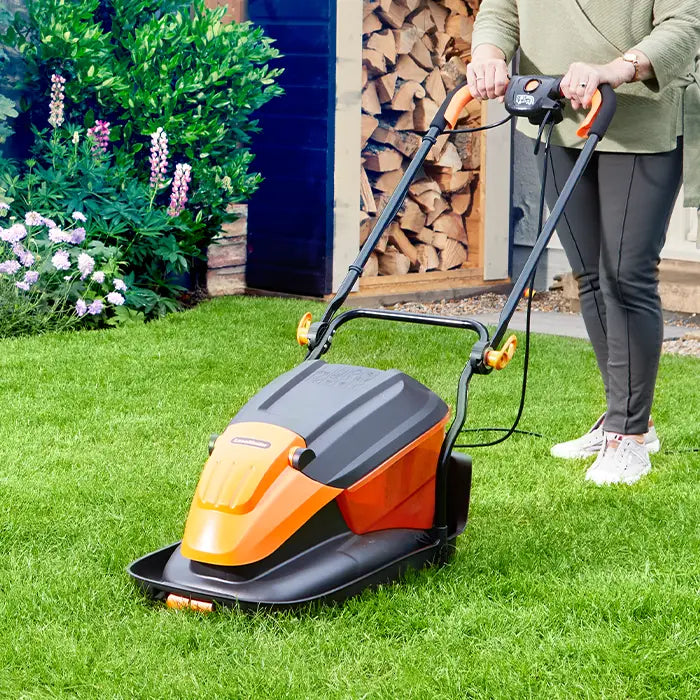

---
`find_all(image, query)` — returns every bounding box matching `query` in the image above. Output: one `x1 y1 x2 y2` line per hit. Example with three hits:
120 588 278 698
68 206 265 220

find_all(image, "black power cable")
415 114 513 137
457 112 556 449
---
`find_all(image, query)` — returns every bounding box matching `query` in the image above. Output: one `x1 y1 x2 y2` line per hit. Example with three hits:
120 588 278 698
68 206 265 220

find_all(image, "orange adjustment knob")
296 312 313 346
166 593 213 612
485 334 518 370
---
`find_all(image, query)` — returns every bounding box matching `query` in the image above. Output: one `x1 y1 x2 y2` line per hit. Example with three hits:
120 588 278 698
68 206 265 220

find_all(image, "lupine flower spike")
87 120 111 155
149 128 169 190
48 74 66 129
167 163 192 217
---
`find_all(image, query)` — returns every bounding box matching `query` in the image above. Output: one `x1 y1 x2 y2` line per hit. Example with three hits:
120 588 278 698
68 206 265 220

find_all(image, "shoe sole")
553 437 661 460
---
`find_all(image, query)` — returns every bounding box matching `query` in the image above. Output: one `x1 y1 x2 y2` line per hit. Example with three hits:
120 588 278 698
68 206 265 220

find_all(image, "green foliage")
1 125 203 318
0 6 19 145
5 0 283 233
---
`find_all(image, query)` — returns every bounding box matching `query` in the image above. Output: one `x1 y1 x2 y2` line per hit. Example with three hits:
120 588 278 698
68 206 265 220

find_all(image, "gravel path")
384 290 700 358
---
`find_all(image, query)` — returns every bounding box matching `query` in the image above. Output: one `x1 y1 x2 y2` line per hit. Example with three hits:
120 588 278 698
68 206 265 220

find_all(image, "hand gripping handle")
575 83 617 139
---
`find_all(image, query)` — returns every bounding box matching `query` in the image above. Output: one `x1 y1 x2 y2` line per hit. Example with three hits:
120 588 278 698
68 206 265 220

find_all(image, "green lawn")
0 297 698 699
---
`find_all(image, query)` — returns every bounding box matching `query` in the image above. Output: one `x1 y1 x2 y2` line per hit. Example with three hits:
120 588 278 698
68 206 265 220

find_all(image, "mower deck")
129 454 472 609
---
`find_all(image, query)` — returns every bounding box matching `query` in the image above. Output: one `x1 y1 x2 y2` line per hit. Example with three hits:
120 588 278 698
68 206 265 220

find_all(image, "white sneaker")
585 437 652 485
550 414 660 459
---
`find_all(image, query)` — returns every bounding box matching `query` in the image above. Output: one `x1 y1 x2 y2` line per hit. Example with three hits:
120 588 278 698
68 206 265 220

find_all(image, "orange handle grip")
444 85 473 130
576 89 603 139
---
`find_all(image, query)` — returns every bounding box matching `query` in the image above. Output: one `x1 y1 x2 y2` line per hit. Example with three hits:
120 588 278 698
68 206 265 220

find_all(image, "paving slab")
468 310 687 340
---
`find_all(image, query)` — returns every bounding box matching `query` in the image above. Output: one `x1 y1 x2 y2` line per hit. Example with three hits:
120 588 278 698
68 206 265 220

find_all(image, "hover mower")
128 77 616 611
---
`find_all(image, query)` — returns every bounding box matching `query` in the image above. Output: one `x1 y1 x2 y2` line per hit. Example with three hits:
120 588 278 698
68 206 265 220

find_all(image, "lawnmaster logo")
515 94 535 107
231 436 272 449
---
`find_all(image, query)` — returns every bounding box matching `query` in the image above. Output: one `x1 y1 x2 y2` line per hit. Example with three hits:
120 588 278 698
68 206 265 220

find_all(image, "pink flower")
1 223 27 244
113 279 127 292
16 270 39 291
72 211 87 222
92 271 105 284
70 227 86 245
106 291 124 306
48 73 66 129
41 217 56 228
76 299 88 317
49 227 70 244
77 252 95 279
0 260 21 274
149 127 169 190
167 163 192 217
17 248 35 267
25 211 43 226
51 250 71 271
87 120 111 155
87 299 103 315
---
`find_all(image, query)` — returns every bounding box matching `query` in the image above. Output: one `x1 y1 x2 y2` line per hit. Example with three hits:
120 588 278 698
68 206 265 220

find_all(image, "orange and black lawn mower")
129 77 616 611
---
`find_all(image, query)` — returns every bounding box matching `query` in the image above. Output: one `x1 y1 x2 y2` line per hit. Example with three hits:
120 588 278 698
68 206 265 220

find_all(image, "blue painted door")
246 0 336 296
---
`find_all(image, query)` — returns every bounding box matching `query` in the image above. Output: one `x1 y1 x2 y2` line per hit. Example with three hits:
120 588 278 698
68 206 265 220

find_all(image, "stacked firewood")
361 0 482 277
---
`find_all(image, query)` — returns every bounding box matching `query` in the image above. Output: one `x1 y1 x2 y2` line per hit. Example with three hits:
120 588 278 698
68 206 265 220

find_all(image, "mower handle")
435 78 617 138
304 308 489 362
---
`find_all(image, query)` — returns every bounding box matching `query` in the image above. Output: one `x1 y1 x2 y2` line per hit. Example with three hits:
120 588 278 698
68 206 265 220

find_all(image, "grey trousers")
541 141 683 435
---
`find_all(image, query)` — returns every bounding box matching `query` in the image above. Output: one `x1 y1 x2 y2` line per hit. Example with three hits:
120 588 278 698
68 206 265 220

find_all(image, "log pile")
361 0 482 277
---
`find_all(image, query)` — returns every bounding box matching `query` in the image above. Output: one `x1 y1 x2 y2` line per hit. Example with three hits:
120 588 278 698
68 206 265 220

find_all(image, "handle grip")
430 82 473 131
575 83 616 139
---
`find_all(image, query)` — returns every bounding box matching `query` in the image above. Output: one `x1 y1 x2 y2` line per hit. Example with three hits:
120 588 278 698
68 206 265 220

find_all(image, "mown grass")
0 296 698 699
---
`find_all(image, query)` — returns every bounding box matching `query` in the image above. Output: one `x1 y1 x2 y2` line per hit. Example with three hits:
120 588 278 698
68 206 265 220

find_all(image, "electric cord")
443 114 513 134
457 114 556 449
415 114 513 136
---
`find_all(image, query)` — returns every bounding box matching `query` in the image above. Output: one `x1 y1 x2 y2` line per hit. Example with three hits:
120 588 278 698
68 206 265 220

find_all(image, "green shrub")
1 106 207 319
1 0 282 295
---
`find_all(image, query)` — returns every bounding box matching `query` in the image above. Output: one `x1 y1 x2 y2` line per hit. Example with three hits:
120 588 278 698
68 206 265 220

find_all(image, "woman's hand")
467 44 510 101
561 60 636 110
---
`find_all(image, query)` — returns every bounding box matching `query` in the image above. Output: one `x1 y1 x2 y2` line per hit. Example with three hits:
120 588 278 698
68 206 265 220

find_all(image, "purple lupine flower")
149 127 169 190
113 279 127 292
92 271 105 284
25 211 43 226
167 163 192 217
72 211 87 222
87 299 103 316
70 227 86 245
51 250 71 271
87 120 111 155
106 291 124 306
48 73 66 129
77 252 95 280
1 223 27 244
76 299 88 317
0 260 21 274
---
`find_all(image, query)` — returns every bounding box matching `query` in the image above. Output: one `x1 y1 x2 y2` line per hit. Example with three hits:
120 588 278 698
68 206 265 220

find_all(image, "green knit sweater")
472 0 700 205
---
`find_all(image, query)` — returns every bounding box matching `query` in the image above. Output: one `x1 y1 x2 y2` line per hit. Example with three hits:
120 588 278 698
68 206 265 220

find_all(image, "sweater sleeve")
471 0 520 63
633 0 700 91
